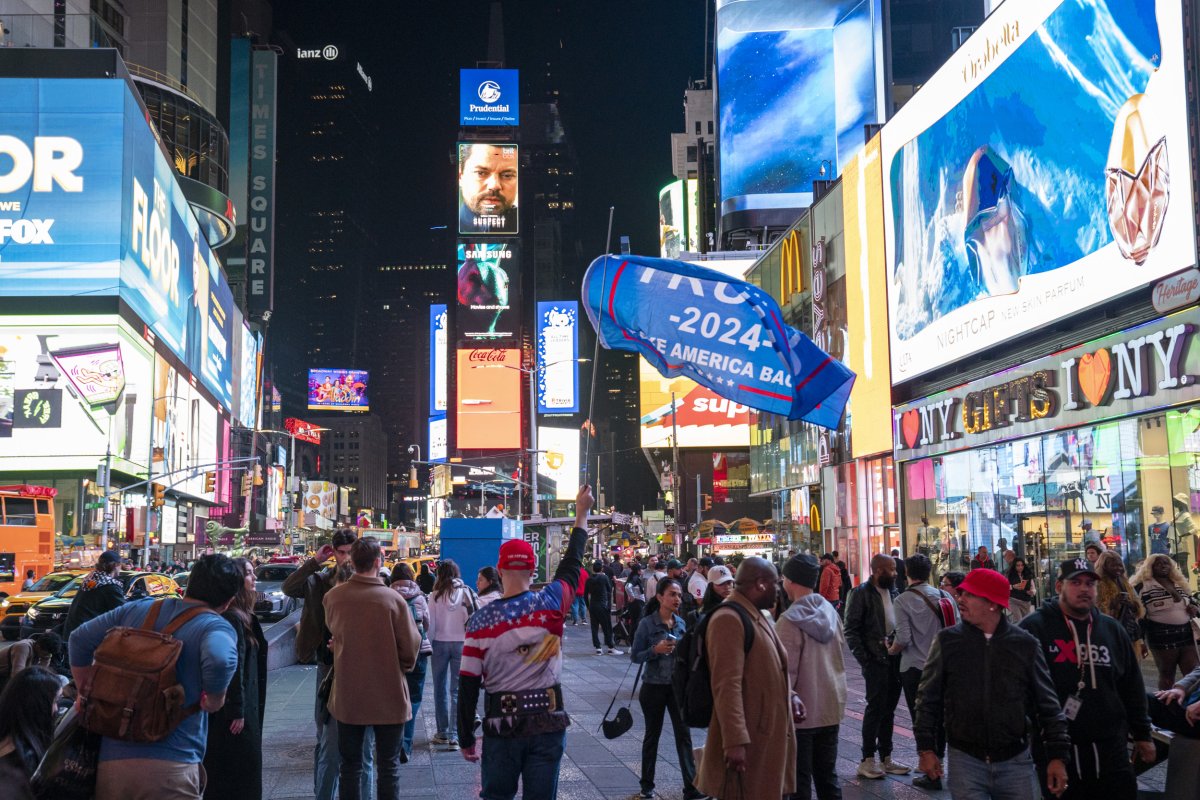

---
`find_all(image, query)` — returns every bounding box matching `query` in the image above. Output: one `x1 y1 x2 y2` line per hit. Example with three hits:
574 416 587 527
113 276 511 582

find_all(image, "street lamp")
472 357 589 518
407 444 422 531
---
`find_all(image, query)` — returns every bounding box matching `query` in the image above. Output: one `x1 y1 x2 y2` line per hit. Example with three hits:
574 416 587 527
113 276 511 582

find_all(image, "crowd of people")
4 503 1200 800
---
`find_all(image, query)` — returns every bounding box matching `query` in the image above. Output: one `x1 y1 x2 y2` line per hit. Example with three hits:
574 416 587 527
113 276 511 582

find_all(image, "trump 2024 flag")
582 254 855 429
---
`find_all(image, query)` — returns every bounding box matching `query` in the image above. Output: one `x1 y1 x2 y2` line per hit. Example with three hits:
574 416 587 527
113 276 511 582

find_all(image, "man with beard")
844 553 911 780
458 143 518 234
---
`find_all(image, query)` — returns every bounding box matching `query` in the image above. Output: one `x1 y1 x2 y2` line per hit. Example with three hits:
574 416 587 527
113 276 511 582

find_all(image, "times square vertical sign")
247 49 277 316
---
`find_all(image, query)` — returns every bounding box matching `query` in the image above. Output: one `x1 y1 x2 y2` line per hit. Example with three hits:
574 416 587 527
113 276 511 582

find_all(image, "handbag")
31 707 100 800
600 662 643 740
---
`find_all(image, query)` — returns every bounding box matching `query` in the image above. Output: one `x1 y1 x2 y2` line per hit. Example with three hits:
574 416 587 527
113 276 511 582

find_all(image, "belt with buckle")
486 685 563 717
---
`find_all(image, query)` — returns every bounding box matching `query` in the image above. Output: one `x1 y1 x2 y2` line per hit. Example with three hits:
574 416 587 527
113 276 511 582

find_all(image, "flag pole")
582 206 614 490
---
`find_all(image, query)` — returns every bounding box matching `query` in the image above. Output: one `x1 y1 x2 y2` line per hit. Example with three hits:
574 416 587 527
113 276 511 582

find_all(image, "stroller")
612 599 643 647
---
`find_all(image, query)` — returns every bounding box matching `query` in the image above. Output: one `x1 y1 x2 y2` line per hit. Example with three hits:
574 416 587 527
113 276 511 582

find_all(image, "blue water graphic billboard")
882 0 1197 381
715 0 884 218
536 301 580 414
460 69 519 126
429 304 448 413
0 78 236 411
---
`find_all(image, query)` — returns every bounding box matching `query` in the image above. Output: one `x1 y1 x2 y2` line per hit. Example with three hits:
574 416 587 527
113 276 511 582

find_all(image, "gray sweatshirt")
893 583 959 672
775 594 847 729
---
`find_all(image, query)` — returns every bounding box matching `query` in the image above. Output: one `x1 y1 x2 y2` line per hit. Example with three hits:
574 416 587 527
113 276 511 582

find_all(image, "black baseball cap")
98 550 120 565
666 559 683 570
1058 557 1098 581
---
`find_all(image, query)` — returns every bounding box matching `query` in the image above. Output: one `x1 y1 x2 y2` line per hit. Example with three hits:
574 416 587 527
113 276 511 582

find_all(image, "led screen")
307 368 369 412
457 142 518 235
659 181 684 259
457 242 520 339
715 0 884 217
429 415 448 462
456 348 521 449
238 323 259 428
429 304 448 413
639 357 754 449
284 417 323 444
538 426 580 501
153 354 219 500
536 301 579 414
0 78 237 410
460 69 519 126
883 0 1197 382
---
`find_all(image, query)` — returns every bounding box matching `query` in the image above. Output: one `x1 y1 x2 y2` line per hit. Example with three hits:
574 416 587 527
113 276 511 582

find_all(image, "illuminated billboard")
0 78 237 411
457 242 520 339
307 369 369 412
266 465 285 522
429 415 448 462
883 0 1197 382
536 301 579 414
429 304 448 413
457 142 518 235
639 358 754 449
284 417 323 444
538 426 580 501
715 0 884 217
0 319 154 477
460 69 519 126
658 181 684 259
456 348 521 449
153 354 219 500
237 323 260 428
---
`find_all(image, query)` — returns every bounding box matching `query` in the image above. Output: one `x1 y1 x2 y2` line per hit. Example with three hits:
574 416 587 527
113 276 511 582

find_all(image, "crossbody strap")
907 586 949 627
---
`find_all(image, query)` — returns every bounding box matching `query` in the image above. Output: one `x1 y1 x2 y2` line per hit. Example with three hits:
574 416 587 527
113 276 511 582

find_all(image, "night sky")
272 0 708 260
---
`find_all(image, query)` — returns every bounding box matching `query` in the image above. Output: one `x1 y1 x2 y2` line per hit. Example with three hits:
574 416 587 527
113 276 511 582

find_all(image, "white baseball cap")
707 565 734 585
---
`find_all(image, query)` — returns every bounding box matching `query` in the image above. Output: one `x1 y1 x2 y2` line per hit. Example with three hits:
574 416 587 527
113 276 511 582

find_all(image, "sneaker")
399 748 409 764
596 648 604 654
607 647 624 655
913 774 942 790
431 734 451 745
446 738 459 750
639 791 654 799
857 757 885 779
882 756 912 775
474 715 482 733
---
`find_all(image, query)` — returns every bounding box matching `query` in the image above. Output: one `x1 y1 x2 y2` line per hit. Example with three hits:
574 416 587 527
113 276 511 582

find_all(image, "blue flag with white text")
582 254 854 429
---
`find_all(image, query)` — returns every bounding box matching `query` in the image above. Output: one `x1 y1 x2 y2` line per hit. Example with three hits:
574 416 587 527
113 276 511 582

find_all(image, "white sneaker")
607 648 624 655
595 648 603 654
857 757 885 779
882 757 912 775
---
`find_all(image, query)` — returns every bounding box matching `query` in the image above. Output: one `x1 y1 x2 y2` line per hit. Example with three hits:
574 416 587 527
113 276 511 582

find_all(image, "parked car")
0 569 87 640
21 571 181 637
254 563 300 619
173 571 190 591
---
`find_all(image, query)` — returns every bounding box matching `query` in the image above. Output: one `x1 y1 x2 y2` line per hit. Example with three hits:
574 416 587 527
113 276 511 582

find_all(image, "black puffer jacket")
844 580 898 664
915 616 1071 764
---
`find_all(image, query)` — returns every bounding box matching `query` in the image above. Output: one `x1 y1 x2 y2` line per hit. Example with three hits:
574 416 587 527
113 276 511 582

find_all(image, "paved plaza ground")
259 618 1172 799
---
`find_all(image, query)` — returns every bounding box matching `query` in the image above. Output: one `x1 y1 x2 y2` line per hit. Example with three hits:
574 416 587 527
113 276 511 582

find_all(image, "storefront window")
865 456 898 556
834 462 859 578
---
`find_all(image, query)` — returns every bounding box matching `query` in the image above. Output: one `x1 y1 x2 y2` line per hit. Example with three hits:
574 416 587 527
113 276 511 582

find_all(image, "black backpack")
672 601 756 728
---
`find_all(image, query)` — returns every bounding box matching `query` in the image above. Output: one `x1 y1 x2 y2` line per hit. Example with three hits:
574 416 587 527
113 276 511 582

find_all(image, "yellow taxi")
1 569 88 640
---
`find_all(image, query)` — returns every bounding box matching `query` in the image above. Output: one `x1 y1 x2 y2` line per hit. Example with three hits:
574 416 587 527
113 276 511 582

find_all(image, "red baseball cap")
498 539 536 571
958 568 1010 608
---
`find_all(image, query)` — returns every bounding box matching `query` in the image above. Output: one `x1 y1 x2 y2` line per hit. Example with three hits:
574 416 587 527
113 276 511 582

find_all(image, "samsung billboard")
883 0 1197 382
457 242 520 340
460 69 519 126
0 78 237 411
536 301 579 414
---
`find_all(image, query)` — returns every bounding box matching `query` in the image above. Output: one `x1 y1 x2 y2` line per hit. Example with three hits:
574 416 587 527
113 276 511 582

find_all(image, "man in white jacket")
776 554 847 800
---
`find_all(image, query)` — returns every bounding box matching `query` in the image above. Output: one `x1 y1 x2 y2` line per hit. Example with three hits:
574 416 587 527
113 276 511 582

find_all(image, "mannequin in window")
1148 506 1171 555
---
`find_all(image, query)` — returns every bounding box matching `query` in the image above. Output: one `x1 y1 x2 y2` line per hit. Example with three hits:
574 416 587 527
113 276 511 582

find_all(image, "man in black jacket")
1019 558 1155 799
585 560 621 655
915 567 1070 798
62 550 124 639
844 553 910 779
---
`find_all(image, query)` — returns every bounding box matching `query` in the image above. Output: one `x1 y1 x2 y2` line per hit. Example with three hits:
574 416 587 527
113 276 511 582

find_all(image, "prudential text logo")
478 80 502 103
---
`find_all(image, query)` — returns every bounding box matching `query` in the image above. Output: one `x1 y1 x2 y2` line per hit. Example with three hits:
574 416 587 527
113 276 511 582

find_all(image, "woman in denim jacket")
630 578 704 800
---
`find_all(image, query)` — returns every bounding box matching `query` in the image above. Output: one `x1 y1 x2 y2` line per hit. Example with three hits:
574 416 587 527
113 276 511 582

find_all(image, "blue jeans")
947 747 1041 800
570 596 587 623
402 654 429 755
480 730 567 800
316 663 375 800
430 640 462 740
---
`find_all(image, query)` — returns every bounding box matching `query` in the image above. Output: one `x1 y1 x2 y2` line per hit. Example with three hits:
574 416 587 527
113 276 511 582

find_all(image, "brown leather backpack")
79 599 215 742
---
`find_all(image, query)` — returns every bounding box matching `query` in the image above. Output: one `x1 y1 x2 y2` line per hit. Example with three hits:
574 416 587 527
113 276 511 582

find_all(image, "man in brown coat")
323 536 420 800
695 557 799 799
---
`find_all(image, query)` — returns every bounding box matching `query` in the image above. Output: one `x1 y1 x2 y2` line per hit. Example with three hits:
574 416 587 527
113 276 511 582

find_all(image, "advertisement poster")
153 355 219 501
429 304 448 413
307 368 369 411
459 69 519 126
0 78 237 411
303 481 339 529
456 348 521 449
538 426 580 501
429 415 448 462
457 142 518 235
237 323 259 429
536 301 579 414
658 181 684 259
638 357 754 449
883 0 1197 382
715 0 884 216
457 242 519 339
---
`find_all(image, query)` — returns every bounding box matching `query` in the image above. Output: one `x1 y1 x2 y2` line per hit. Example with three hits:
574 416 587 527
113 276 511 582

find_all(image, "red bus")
0 485 57 596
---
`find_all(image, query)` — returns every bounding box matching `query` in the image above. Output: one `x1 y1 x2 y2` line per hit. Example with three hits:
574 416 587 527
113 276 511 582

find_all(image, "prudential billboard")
460 69 519 126
0 78 236 411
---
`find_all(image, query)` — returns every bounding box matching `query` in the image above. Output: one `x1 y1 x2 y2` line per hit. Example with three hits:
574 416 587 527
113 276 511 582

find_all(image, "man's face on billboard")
460 145 517 216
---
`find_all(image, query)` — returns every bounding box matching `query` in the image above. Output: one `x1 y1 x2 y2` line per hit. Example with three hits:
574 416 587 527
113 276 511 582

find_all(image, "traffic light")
702 493 712 511
204 472 216 493
240 475 252 496
152 482 166 509
253 463 264 486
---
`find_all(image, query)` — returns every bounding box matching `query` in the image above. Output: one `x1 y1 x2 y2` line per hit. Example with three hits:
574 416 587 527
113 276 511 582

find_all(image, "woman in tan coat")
695 559 797 800
323 537 421 800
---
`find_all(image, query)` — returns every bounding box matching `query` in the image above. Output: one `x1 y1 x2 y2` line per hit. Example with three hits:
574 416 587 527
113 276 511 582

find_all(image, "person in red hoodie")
819 553 843 608
570 565 589 626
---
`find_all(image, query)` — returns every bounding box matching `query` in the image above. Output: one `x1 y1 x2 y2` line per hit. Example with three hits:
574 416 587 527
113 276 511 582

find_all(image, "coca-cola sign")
468 349 509 363
1152 268 1200 314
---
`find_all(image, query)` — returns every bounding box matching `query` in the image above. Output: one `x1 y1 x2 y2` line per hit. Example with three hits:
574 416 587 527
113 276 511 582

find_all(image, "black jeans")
638 682 698 796
590 604 614 649
1036 736 1136 800
789 724 842 800
337 721 403 800
860 656 902 760
1147 692 1200 738
901 666 945 757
